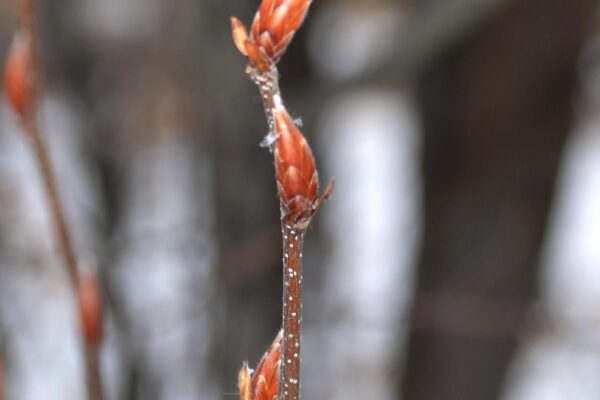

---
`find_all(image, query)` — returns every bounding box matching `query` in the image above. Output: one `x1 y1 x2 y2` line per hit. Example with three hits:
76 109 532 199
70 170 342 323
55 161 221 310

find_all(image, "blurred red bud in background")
3 30 34 119
77 268 103 348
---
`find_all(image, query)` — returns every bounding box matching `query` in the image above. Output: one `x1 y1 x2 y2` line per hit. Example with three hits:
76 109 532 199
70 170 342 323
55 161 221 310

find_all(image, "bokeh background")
0 0 599 399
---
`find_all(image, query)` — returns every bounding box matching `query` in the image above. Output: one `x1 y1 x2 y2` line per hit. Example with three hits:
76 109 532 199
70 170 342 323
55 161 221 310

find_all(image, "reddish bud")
3 30 34 118
274 108 333 227
231 0 313 71
274 108 318 225
77 268 103 348
251 0 311 64
239 330 282 400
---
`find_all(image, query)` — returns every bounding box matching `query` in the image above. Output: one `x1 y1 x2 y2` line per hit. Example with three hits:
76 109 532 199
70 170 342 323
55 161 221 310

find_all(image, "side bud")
274 108 333 227
274 108 317 225
238 330 282 400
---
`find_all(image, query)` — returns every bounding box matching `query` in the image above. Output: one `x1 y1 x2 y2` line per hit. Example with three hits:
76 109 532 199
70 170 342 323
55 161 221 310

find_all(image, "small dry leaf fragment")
3 30 34 118
238 330 282 400
231 17 250 56
238 363 253 400
77 268 104 348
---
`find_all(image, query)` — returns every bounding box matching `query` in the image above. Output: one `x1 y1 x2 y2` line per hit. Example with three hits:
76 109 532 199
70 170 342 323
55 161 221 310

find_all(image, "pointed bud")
77 267 104 348
274 108 333 227
3 30 34 119
231 0 313 71
251 330 281 400
251 0 311 64
238 330 282 400
274 108 318 225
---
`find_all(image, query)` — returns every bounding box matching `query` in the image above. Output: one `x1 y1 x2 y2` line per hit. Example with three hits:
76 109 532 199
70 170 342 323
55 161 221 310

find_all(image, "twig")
5 2 103 399
21 117 79 285
279 225 303 400
231 2 333 399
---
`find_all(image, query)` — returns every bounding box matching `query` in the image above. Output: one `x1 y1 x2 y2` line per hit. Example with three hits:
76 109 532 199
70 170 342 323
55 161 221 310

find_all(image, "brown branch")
231 2 332 399
280 225 304 400
6 2 103 399
248 66 279 130
22 118 79 285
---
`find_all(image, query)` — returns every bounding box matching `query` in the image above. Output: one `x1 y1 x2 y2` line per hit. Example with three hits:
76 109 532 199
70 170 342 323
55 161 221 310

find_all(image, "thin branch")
231 2 332 399
6 2 103 399
280 225 304 400
21 118 79 286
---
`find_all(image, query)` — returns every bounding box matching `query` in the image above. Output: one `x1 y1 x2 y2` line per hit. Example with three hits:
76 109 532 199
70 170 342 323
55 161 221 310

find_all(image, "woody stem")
250 65 304 400
249 67 280 130
23 119 79 285
17 1 103 399
280 224 304 400
22 99 104 400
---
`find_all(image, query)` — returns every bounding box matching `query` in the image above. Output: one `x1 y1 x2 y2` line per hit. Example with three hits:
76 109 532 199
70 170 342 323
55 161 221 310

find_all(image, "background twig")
9 1 103 399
